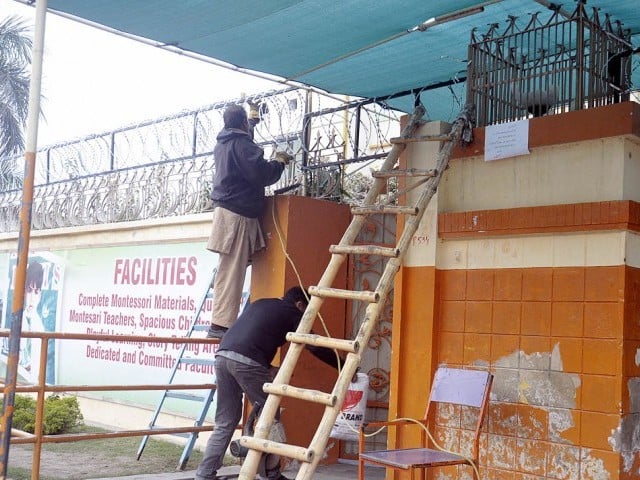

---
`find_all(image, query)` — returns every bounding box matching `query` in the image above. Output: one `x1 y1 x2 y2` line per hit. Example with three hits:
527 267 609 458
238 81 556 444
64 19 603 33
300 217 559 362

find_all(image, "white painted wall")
438 137 640 212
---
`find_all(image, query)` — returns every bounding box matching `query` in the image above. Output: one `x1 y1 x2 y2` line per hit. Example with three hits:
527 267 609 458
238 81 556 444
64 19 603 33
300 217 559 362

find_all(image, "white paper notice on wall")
484 119 530 161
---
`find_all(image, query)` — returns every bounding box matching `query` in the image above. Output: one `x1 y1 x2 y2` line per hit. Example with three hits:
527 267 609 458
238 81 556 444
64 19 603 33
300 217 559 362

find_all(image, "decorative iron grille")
467 2 634 127
340 212 396 457
302 97 401 201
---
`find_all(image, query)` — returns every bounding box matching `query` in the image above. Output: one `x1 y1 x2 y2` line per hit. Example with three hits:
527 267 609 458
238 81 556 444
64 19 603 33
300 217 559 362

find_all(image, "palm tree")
0 15 32 189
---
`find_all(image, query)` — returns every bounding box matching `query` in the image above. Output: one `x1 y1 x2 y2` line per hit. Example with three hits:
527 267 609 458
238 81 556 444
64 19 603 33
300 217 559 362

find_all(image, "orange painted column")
388 120 450 466
250 194 351 463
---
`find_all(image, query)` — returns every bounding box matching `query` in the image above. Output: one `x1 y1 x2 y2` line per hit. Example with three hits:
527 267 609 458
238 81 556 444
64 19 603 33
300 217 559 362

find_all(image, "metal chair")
358 367 493 480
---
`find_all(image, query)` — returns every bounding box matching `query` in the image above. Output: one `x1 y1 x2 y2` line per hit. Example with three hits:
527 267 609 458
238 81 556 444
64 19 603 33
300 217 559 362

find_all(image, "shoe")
206 324 228 339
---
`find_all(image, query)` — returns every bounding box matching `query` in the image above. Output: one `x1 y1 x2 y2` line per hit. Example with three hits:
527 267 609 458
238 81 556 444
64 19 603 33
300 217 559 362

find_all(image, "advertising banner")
0 242 245 416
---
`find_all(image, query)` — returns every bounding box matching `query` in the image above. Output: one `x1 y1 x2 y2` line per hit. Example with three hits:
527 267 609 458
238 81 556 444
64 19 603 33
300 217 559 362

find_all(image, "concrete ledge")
0 212 212 252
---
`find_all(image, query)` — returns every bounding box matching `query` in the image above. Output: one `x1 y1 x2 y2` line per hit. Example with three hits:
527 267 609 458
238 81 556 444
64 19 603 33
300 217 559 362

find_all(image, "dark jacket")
211 127 284 218
219 296 340 370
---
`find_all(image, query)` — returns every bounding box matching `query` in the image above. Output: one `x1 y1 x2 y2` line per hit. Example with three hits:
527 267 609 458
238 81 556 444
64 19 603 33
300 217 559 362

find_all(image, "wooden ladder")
238 103 474 480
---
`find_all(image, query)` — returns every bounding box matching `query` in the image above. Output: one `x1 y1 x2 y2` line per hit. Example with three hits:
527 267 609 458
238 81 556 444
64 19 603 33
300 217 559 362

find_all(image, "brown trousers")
207 207 265 328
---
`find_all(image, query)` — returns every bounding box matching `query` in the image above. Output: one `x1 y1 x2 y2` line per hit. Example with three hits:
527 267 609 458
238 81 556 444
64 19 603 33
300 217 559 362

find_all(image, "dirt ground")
6 439 208 480
9 446 133 479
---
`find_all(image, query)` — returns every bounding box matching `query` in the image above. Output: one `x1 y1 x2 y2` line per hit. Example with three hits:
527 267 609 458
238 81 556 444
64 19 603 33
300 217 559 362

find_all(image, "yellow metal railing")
0 330 219 480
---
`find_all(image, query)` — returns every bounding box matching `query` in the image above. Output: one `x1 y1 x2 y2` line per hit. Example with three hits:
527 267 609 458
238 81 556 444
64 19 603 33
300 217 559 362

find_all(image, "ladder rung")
263 383 337 406
180 357 216 366
390 133 451 144
351 205 418 215
372 168 437 178
165 392 208 402
286 332 359 353
309 286 379 303
239 436 314 463
330 244 399 257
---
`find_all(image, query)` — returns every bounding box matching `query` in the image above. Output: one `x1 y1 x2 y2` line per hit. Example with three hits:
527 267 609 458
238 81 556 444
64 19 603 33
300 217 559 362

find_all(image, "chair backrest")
424 367 493 460
430 367 492 408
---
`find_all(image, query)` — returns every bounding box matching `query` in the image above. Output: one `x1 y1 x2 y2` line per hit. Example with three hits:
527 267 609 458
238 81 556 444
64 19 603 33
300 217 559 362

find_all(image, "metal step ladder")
237 103 475 480
136 268 246 470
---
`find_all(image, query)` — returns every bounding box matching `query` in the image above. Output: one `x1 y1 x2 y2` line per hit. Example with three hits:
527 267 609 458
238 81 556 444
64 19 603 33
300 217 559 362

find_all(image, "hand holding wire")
274 151 293 165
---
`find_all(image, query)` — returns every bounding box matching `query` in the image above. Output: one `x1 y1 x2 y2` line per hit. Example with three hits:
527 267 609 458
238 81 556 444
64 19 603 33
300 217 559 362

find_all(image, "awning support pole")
0 0 48 477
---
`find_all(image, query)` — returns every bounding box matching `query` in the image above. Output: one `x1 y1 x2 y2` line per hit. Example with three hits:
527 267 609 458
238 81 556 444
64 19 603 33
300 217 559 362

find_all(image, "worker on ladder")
195 287 343 480
205 101 293 339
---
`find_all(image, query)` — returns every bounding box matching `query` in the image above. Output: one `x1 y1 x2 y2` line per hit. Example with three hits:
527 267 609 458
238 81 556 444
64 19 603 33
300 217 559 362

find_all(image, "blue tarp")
32 0 640 120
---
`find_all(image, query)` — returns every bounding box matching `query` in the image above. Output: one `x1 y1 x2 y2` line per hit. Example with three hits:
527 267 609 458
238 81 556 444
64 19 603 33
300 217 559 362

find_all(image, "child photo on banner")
2 253 65 385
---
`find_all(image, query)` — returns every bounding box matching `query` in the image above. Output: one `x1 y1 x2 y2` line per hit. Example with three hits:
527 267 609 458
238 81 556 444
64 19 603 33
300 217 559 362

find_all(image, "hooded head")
223 104 249 132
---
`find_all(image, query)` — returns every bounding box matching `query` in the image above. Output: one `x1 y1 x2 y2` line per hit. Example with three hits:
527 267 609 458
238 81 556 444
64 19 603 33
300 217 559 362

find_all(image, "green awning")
28 0 640 120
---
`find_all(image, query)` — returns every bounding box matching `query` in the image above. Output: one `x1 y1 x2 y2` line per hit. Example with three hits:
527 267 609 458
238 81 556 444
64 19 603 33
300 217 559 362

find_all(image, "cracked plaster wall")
435 345 634 479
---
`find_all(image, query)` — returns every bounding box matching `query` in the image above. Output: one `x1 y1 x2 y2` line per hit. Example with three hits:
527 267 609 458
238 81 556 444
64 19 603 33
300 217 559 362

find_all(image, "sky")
1 0 282 148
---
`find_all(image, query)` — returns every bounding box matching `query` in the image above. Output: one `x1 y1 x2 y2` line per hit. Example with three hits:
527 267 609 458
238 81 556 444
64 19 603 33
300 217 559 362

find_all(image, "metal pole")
191 112 198 159
0 1 48 477
109 132 116 170
31 340 49 480
301 89 312 196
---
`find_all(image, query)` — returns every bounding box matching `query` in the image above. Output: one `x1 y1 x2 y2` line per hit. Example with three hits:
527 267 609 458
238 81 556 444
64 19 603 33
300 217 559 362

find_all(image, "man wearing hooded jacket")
206 103 291 339
195 287 342 480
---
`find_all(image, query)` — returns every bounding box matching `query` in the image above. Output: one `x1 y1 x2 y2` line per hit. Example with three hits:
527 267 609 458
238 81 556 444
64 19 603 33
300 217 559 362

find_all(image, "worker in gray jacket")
206 102 291 339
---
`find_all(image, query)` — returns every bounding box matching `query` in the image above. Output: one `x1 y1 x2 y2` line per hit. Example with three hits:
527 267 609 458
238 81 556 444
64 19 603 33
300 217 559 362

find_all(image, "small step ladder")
237 103 475 480
136 268 248 470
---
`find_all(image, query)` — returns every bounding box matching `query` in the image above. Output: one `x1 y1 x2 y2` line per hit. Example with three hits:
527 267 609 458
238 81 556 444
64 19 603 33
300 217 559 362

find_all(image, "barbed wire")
0 87 402 232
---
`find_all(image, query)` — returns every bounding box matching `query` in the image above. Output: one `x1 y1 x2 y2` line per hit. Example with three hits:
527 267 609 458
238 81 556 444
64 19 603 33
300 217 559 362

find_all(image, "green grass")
7 466 46 480
7 425 208 480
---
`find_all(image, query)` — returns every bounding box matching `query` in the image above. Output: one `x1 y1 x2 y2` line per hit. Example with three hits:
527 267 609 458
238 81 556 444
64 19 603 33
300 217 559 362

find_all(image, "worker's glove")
247 99 264 124
274 151 294 165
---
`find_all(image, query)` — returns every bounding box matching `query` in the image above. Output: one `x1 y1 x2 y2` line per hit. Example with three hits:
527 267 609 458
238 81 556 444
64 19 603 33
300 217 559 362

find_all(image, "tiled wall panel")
434 265 635 480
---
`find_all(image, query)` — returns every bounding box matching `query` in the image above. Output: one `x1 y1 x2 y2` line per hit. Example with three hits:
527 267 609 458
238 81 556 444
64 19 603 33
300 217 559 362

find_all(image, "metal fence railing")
0 330 220 479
